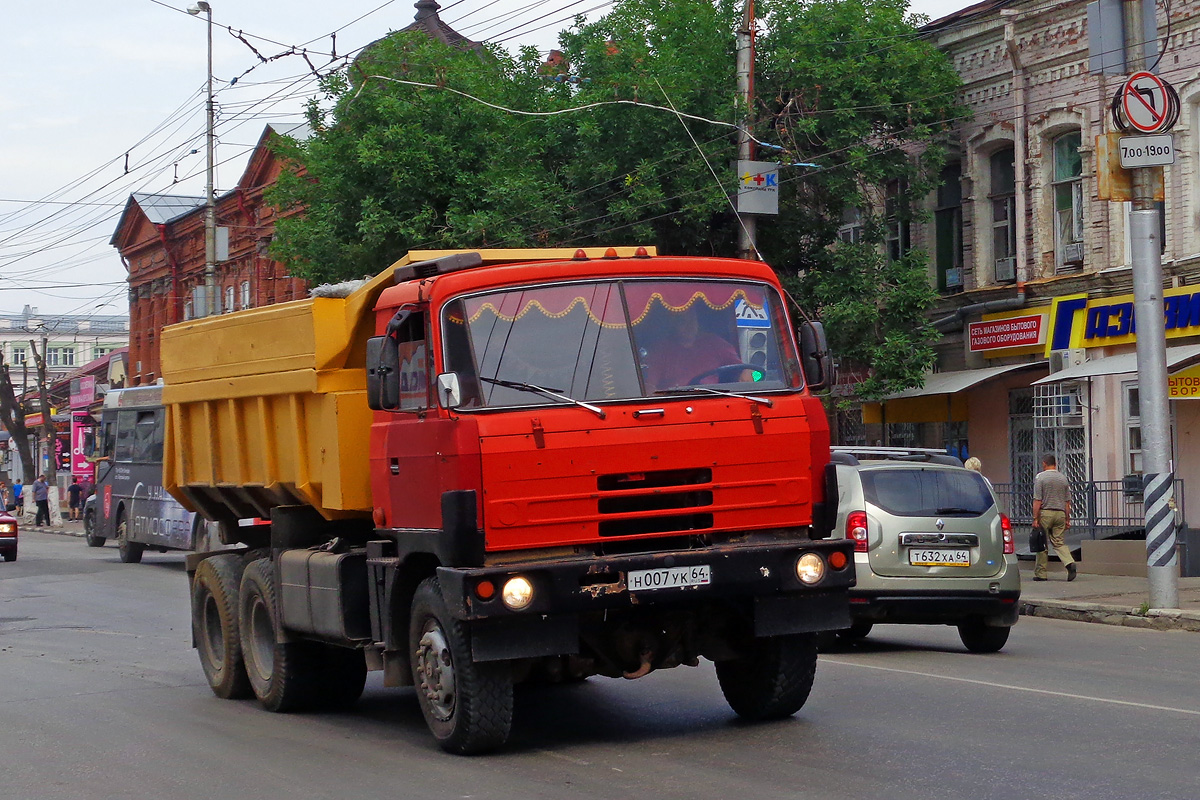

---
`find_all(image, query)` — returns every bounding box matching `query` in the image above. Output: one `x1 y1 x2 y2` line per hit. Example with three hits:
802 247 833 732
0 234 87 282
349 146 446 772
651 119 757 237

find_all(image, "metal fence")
993 479 1186 540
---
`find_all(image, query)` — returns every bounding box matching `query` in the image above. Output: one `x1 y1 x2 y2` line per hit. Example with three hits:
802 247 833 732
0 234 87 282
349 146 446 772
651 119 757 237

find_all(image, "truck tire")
116 512 144 564
192 554 252 699
320 646 368 710
409 576 513 754
239 558 323 712
84 510 105 547
715 632 818 721
957 621 1010 654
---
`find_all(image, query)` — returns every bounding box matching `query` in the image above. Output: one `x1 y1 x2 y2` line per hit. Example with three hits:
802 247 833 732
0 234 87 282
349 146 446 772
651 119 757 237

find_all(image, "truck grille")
597 468 714 538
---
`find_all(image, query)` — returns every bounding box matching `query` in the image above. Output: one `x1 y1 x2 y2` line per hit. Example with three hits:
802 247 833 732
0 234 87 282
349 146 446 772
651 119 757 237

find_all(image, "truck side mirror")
436 373 463 409
366 336 400 410
799 321 833 392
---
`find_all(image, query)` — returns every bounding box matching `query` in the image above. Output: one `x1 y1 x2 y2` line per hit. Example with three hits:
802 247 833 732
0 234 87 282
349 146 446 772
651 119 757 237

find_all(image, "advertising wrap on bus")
83 386 220 563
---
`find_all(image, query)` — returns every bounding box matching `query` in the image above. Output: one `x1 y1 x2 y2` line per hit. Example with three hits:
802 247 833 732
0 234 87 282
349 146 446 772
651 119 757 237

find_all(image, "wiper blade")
480 377 606 418
654 385 773 407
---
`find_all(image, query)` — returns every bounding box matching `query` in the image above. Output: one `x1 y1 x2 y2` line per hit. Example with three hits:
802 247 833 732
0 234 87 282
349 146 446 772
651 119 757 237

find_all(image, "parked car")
0 507 18 562
830 447 1020 652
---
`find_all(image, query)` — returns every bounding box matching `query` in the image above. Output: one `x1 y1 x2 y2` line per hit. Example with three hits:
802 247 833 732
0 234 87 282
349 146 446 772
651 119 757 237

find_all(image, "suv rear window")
860 468 994 517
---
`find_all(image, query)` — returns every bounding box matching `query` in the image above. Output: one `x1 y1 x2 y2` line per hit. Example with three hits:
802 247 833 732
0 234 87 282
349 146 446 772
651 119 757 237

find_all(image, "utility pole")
736 0 756 260
190 1 217 317
1121 0 1178 608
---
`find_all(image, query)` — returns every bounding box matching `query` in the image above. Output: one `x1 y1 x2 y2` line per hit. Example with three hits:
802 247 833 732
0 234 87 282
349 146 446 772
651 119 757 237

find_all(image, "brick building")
853 0 1200 563
110 122 311 386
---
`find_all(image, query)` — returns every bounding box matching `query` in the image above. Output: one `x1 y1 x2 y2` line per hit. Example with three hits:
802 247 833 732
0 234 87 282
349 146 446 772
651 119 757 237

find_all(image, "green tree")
270 0 963 395
269 34 572 284
755 0 965 397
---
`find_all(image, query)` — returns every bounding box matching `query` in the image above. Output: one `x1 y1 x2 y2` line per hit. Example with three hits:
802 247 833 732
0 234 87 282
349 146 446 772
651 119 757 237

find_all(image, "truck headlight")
501 576 534 610
795 553 826 585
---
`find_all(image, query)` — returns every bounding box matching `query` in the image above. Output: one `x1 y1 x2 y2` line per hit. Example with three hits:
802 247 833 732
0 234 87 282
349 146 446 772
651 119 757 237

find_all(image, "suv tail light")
847 510 868 552
1001 513 1014 555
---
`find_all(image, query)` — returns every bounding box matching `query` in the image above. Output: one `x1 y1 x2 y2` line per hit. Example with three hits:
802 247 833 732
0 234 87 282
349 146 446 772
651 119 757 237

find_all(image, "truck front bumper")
435 539 855 660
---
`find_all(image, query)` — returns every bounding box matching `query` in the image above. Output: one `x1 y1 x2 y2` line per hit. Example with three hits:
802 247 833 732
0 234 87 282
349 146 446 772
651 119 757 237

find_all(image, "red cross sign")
1122 72 1170 134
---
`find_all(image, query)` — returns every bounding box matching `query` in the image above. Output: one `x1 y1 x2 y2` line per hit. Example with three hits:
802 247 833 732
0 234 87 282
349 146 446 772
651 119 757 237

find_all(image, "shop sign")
969 315 1045 352
1168 363 1200 399
1045 286 1200 353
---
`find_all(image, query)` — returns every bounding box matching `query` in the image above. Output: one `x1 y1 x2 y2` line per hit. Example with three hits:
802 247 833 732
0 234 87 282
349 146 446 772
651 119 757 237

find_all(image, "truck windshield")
442 279 802 408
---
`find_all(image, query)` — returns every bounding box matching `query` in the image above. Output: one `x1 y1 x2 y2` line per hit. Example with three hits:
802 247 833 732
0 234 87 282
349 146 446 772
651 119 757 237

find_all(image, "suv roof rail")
830 446 964 467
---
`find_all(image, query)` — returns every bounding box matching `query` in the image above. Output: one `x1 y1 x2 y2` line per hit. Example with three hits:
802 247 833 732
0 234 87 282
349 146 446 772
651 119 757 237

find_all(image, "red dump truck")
163 247 851 753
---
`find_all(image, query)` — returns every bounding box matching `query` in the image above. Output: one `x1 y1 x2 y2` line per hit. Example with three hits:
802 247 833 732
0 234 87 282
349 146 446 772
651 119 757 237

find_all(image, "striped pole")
1143 473 1177 570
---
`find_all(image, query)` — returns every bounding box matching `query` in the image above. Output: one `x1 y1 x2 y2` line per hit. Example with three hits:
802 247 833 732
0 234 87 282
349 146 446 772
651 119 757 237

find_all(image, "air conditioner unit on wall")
995 257 1016 282
1049 348 1088 373
1063 241 1085 264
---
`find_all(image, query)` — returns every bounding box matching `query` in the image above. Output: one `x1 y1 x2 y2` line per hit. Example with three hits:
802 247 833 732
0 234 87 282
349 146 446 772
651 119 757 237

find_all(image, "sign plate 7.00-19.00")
1119 134 1175 168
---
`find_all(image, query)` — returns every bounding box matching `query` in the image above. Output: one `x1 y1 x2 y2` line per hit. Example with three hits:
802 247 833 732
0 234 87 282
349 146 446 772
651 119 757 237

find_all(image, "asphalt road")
3 531 1199 800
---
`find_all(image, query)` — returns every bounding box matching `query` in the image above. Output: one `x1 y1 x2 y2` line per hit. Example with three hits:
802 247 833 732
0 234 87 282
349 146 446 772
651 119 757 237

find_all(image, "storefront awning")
1032 343 1200 384
888 361 1048 399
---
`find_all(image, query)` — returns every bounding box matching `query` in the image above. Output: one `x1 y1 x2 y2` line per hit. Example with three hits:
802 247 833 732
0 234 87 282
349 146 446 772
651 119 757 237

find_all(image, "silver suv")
830 448 1020 653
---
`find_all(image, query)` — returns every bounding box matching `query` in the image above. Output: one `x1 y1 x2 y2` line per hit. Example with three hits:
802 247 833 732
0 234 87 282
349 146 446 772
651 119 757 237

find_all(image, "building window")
224 286 235 314
885 179 910 262
184 300 194 321
1123 382 1142 475
48 347 75 367
240 280 252 310
10 346 26 365
1053 131 1084 269
837 207 864 244
990 148 1017 282
935 163 964 292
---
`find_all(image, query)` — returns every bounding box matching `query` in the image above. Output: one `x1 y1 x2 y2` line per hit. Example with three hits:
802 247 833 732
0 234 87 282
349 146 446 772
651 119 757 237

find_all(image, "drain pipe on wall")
932 283 1027 333
1003 10 1030 283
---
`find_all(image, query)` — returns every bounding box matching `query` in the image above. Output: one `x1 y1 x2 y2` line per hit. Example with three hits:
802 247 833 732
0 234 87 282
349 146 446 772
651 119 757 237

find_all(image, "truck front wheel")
239 558 323 712
409 577 513 754
715 632 818 721
192 554 251 699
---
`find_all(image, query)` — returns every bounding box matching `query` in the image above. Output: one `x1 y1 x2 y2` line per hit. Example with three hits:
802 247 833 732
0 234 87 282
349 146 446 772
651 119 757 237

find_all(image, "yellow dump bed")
161 247 653 522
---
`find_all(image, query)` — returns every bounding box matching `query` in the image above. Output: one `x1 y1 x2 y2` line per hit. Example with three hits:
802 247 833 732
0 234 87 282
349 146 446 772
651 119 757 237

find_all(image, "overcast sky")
1 0 968 317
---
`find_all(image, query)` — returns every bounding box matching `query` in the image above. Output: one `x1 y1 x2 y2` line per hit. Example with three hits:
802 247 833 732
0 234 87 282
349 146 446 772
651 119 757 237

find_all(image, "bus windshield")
441 279 802 408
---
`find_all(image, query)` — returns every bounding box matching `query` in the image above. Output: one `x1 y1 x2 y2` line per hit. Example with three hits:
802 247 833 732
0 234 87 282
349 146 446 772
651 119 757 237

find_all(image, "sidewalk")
1018 562 1200 632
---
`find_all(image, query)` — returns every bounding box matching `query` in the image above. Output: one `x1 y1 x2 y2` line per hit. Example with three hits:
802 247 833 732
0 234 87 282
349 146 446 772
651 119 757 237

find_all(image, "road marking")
822 658 1200 717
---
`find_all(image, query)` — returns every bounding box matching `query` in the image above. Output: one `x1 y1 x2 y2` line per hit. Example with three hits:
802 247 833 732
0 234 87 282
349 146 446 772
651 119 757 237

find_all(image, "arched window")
1053 131 1084 269
990 148 1016 282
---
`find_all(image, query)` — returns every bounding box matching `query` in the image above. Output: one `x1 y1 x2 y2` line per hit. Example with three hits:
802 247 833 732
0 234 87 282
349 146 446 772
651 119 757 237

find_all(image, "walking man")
67 478 83 521
32 474 50 528
13 478 23 516
1032 454 1076 581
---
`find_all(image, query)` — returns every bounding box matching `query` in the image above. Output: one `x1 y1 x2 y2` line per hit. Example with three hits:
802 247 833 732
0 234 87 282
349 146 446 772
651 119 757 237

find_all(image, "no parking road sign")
1119 71 1177 134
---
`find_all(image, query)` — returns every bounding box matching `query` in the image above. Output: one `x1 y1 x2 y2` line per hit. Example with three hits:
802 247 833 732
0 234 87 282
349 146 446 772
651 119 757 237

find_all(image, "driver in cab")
643 306 750 392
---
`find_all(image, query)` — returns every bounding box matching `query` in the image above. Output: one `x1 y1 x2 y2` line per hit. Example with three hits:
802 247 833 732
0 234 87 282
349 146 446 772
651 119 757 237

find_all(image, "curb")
27 526 85 538
1020 599 1200 632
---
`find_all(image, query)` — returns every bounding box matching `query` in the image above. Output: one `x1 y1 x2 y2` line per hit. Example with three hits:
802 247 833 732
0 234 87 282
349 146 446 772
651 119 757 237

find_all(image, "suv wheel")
957 621 1010 653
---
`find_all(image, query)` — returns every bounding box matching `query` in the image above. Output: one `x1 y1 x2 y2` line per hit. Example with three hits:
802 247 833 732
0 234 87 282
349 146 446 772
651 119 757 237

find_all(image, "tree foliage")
269 0 964 393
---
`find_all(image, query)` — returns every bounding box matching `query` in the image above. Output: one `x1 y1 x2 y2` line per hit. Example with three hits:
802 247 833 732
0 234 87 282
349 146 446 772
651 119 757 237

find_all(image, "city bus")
82 385 220 563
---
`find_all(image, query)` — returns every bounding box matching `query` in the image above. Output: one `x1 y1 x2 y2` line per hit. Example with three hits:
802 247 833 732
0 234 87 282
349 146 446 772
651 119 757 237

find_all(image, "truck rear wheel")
409 576 513 754
239 558 323 712
116 513 144 564
192 554 251 699
715 632 818 721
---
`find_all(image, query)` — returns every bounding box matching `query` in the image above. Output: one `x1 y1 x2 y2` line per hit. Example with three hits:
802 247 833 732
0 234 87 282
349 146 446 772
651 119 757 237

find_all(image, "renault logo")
936 518 945 531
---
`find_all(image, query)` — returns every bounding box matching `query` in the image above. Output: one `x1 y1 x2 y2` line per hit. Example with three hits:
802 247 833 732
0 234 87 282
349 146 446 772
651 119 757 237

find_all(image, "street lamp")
188 1 217 318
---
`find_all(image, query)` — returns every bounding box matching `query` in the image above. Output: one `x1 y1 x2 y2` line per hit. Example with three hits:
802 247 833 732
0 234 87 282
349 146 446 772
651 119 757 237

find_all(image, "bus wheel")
410 576 513 754
116 513 144 564
191 554 251 699
239 558 323 712
84 510 105 548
